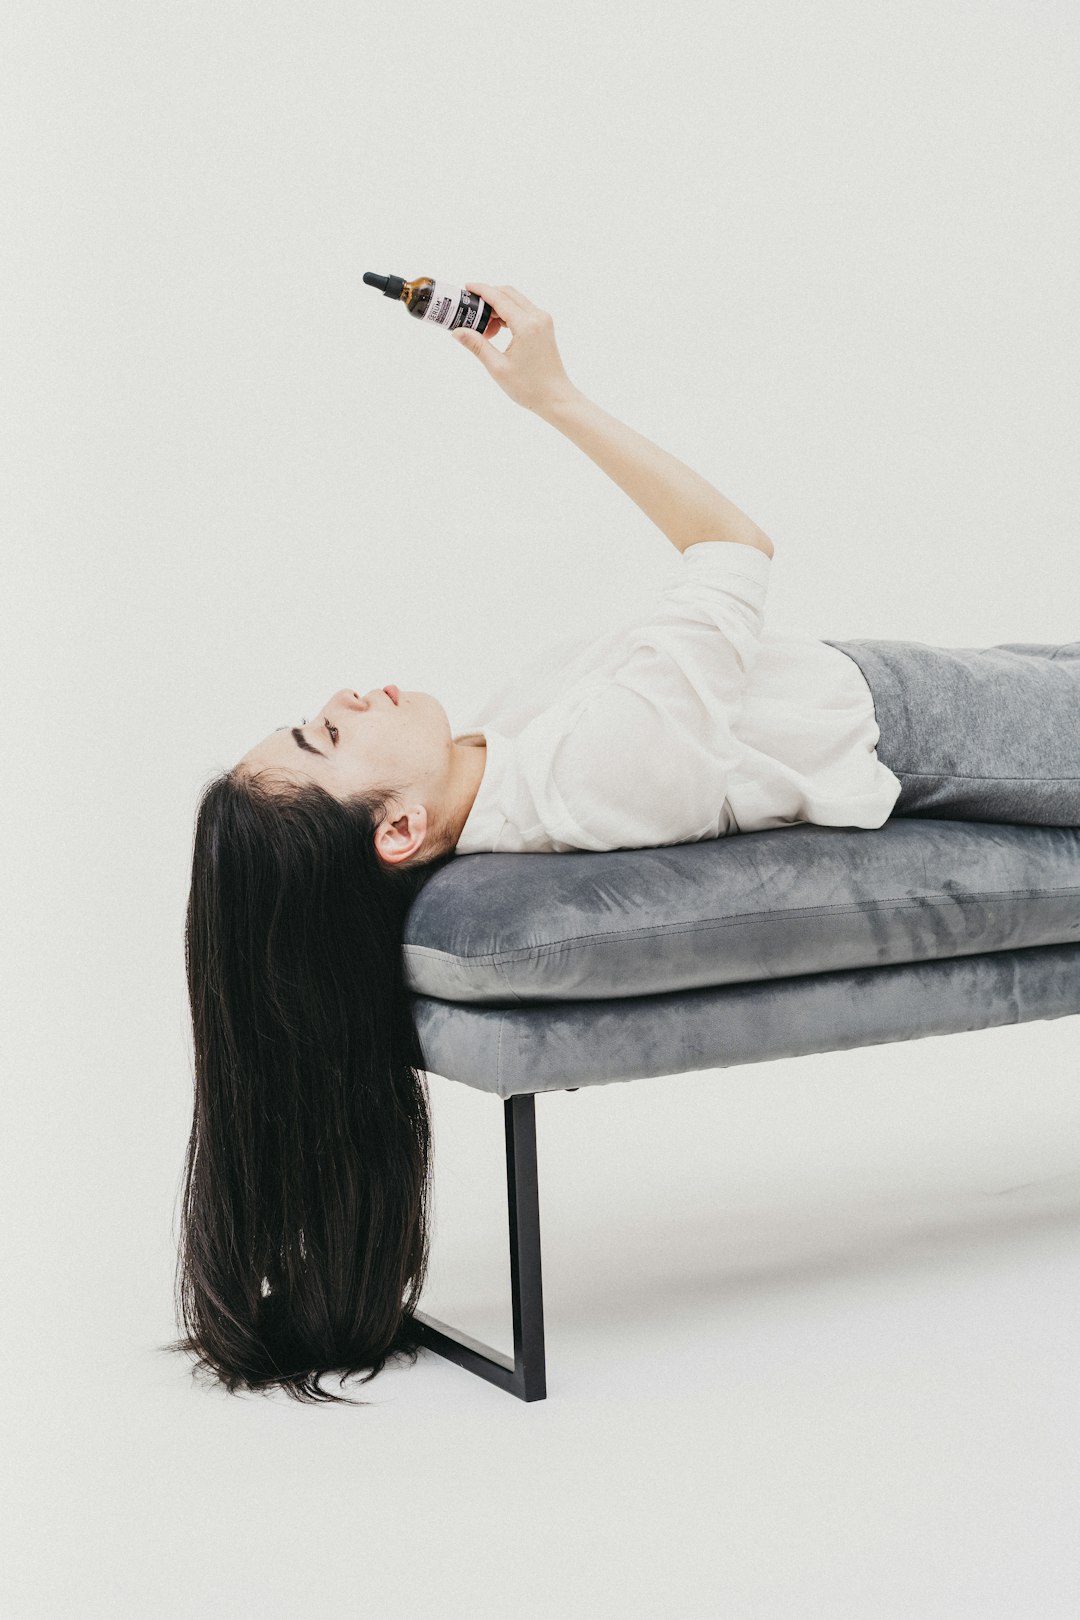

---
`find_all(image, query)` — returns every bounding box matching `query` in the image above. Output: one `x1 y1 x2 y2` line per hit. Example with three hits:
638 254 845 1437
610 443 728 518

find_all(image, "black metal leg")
413 1092 547 1402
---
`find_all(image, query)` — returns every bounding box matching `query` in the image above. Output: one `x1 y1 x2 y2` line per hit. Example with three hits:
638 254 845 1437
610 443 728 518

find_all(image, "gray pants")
823 638 1080 827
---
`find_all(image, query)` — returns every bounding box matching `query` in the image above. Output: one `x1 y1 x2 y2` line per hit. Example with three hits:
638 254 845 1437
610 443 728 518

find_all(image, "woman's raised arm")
453 281 774 560
536 388 774 559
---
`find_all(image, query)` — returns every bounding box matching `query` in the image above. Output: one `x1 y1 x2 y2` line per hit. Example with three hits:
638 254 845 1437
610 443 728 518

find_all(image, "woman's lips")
383 685 400 706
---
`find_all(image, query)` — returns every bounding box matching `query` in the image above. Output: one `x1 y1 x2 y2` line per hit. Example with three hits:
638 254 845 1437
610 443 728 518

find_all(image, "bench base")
412 1093 548 1402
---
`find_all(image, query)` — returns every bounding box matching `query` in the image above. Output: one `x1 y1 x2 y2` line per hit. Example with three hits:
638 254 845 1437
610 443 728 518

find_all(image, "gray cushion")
411 941 1080 1097
403 818 1080 1005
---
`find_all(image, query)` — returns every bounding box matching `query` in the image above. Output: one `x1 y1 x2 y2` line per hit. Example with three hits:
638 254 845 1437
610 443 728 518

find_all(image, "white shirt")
452 540 903 855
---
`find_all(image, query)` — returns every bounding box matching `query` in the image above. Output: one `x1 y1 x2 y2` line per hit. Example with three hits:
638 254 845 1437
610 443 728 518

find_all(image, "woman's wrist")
532 382 589 422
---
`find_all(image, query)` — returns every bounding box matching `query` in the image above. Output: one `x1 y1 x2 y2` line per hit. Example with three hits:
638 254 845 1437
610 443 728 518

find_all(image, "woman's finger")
499 286 536 311
466 281 527 324
464 281 505 315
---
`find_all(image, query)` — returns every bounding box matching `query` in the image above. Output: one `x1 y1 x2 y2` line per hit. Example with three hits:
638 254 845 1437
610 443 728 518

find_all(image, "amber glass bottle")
363 271 493 335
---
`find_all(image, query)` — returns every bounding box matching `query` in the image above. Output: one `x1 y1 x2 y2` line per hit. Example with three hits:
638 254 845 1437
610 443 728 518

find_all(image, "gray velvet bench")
403 816 1080 1401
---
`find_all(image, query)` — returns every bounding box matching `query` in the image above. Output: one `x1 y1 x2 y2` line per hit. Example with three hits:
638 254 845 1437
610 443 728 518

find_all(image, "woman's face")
236 686 454 802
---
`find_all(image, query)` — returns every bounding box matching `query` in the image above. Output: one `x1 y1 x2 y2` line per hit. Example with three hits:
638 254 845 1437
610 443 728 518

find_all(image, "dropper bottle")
363 271 494 336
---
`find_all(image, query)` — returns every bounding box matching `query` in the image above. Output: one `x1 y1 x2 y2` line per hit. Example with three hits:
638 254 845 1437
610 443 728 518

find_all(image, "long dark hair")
164 766 455 1405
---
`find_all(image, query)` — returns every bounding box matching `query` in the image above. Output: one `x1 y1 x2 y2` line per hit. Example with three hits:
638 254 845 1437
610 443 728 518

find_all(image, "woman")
172 284 1080 1405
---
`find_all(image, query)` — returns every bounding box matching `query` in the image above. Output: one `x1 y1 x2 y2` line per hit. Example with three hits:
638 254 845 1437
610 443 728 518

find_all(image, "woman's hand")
452 283 578 414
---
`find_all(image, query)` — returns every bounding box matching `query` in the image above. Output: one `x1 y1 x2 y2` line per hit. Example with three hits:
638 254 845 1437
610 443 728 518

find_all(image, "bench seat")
405 818 1080 1095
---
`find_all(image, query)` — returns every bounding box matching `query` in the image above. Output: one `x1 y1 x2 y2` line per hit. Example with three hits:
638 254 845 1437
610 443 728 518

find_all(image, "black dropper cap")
363 271 405 300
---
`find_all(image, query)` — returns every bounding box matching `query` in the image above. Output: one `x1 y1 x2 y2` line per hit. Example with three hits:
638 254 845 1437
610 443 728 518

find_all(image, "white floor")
5 1015 1079 1619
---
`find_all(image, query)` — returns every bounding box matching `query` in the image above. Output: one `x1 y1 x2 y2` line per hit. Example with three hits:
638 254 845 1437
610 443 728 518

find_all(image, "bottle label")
422 279 487 332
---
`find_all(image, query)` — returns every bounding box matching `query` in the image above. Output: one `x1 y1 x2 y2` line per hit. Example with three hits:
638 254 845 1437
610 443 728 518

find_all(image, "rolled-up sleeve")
544 541 773 850
644 540 771 673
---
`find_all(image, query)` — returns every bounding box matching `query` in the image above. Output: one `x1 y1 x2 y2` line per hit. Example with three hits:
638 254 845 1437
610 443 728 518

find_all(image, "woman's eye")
324 718 338 744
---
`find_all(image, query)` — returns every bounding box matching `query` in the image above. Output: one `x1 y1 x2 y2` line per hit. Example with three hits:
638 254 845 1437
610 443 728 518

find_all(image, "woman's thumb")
454 329 487 363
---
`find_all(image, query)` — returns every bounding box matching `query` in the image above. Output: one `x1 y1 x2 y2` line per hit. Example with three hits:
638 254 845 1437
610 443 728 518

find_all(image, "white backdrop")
3 3 1079 1616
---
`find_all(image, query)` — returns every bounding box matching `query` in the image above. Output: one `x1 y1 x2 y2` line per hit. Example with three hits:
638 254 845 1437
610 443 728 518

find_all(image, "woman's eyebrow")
291 725 326 757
